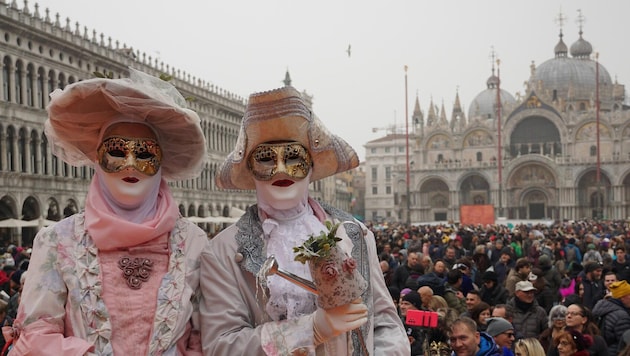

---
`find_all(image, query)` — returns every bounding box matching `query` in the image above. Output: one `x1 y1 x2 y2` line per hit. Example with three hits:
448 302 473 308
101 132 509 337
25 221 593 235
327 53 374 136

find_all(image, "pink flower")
343 257 357 273
320 261 339 280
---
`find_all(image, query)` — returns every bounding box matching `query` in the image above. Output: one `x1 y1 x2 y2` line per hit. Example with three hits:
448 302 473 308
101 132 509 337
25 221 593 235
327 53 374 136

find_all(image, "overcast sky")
32 0 630 161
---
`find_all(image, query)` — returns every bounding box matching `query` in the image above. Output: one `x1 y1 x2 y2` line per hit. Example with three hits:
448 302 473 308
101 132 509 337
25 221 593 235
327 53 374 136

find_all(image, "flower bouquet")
293 221 368 309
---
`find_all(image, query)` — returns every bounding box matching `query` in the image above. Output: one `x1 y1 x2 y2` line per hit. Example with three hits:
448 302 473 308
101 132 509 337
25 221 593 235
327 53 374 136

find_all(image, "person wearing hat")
505 258 532 296
581 261 605 310
199 86 408 355
506 281 548 339
400 290 423 324
593 280 630 355
485 317 515 354
553 329 592 356
11 68 208 355
480 270 508 306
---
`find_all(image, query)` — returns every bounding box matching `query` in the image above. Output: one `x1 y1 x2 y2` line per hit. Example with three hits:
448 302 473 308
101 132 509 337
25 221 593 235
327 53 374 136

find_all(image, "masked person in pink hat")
200 86 408 355
9 68 208 355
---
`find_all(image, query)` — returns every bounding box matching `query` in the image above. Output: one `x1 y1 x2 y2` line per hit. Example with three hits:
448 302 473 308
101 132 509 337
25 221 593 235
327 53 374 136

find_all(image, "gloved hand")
313 298 368 345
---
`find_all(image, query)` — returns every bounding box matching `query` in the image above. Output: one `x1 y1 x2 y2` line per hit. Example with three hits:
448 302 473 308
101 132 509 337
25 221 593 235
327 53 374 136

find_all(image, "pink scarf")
84 174 178 251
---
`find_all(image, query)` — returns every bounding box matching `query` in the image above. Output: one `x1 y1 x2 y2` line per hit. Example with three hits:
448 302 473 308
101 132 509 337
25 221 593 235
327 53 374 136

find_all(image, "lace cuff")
260 314 315 356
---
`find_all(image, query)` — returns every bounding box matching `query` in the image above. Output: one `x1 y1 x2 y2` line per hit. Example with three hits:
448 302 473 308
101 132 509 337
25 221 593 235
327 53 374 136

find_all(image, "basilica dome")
530 31 612 102
468 73 516 122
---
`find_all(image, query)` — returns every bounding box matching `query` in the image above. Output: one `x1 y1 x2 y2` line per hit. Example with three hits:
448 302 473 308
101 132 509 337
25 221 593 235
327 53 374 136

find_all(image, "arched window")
3 57 11 102
18 128 26 172
476 152 483 162
37 67 45 108
26 64 34 106
47 70 55 95
590 145 597 157
57 72 66 89
14 60 23 104
41 133 48 175
30 130 38 174
6 126 15 171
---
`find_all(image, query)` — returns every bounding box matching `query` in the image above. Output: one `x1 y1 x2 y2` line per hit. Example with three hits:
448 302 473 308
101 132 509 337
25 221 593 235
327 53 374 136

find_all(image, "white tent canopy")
186 216 238 224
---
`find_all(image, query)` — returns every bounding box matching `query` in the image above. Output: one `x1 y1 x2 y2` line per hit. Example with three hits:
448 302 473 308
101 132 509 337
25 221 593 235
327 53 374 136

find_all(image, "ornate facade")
367 21 630 223
0 1 258 245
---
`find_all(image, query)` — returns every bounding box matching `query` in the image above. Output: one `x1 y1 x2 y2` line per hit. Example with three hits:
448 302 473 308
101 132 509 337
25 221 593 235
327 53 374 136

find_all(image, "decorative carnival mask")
97 136 163 176
247 141 312 181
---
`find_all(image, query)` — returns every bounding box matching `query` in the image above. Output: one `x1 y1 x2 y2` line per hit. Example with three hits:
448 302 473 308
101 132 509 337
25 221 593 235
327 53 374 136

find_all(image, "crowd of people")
370 219 630 356
4 66 630 356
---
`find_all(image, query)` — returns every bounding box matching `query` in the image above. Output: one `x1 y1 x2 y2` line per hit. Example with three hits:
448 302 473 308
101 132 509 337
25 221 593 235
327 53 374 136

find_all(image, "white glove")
313 298 368 345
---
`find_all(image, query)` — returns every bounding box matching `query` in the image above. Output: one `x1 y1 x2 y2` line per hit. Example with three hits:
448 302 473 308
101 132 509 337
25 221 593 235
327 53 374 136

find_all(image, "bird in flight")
346 44 351 58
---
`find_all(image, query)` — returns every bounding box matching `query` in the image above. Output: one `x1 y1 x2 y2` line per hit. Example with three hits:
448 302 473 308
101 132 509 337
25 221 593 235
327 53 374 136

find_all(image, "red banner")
460 205 494 225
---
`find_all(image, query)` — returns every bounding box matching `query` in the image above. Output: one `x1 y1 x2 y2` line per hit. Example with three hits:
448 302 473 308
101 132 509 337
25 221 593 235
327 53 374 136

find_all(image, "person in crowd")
470 302 492 332
433 259 448 279
564 238 583 270
563 304 607 356
0 300 12 354
583 244 603 264
380 260 394 286
581 262 605 310
199 86 408 355
613 246 630 282
443 246 458 270
532 267 555 313
552 329 591 356
486 317 515 356
538 304 567 351
603 271 618 298
507 281 548 339
6 271 24 320
428 295 449 312
480 271 509 306
444 269 467 315
506 258 532 296
400 291 422 324
449 316 500 356
592 280 630 356
514 338 546 356
464 290 483 317
494 248 514 286
539 254 563 305
10 68 209 355
491 304 515 324
418 285 434 310
392 251 424 291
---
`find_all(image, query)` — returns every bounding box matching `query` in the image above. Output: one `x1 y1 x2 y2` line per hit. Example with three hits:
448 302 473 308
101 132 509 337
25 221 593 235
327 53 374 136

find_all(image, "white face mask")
254 172 310 211
98 163 162 209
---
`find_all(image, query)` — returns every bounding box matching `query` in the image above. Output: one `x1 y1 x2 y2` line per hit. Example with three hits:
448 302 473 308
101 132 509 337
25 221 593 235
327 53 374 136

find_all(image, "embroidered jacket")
199 201 408 355
11 213 207 355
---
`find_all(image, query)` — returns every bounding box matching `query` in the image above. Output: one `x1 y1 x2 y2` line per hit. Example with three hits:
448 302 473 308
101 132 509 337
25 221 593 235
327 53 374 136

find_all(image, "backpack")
565 246 577 264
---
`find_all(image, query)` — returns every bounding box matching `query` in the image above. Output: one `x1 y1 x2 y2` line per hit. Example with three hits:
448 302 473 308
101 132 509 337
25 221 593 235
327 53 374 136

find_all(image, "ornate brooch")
118 256 153 289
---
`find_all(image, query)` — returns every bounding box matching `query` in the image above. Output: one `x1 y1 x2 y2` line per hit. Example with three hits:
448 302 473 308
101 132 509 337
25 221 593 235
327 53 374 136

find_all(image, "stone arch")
577 169 612 219
419 177 450 221
63 199 79 218
46 197 61 221
459 174 491 205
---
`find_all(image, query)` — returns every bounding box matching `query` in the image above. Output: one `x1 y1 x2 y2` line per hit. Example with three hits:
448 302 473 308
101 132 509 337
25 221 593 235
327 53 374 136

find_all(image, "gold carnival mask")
248 141 312 181
428 341 451 356
97 136 163 176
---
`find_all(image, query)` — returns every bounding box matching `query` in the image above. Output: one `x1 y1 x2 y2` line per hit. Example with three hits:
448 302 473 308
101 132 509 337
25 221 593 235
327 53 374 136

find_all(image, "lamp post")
404 65 411 224
595 52 602 219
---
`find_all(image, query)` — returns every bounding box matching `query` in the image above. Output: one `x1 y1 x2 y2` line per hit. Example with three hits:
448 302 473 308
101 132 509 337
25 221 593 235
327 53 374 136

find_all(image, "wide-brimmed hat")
45 67 207 181
216 86 359 190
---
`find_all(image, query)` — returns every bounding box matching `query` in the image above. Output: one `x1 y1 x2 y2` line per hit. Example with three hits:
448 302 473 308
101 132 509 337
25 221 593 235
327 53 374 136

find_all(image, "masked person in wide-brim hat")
11 68 208 355
200 86 408 355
